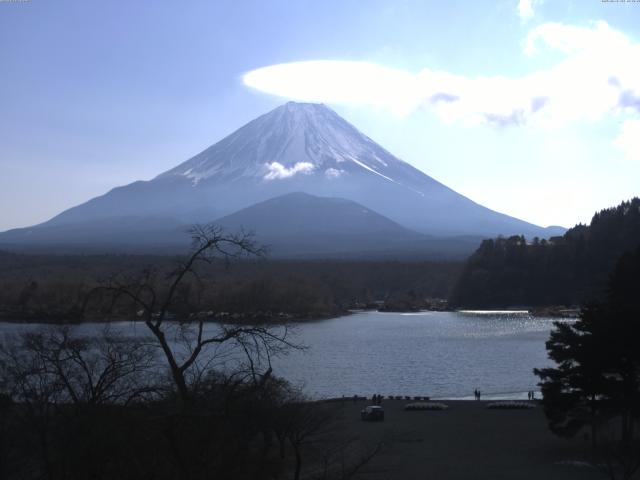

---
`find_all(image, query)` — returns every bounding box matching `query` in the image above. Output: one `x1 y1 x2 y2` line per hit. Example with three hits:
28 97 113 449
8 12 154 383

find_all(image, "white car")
360 405 385 421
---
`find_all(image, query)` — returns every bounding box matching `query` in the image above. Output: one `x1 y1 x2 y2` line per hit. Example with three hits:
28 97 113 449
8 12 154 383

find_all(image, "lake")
273 310 565 400
0 311 567 400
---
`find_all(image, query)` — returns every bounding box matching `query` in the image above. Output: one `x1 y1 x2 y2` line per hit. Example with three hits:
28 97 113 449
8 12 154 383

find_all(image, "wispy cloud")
518 0 545 23
324 167 344 179
517 0 536 22
244 21 640 152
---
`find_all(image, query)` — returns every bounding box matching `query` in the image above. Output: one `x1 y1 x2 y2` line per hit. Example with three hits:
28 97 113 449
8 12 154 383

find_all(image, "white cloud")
615 119 640 161
517 0 535 22
324 167 344 179
264 161 314 180
243 21 640 155
245 61 421 116
524 20 631 56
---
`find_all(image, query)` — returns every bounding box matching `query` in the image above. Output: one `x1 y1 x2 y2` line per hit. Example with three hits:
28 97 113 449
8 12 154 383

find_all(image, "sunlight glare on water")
0 310 568 400
271 310 564 399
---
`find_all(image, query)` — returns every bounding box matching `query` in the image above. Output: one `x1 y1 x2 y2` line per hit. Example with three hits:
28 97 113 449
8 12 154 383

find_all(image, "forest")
0 250 461 323
451 198 640 308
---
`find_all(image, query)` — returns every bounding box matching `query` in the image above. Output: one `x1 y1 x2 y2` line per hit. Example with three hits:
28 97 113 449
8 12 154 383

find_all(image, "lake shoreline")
0 311 561 401
0 305 578 325
0 309 350 325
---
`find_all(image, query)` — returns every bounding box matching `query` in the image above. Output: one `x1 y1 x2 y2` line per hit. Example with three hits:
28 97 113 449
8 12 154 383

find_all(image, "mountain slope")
214 192 480 258
0 102 564 253
43 103 557 235
0 192 481 258
215 192 418 237
0 216 189 253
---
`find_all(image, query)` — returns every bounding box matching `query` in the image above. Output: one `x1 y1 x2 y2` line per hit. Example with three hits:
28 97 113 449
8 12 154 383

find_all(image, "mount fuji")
0 102 564 256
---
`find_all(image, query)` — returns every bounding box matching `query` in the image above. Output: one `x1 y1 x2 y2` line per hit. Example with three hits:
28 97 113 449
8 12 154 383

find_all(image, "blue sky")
1 0 639 231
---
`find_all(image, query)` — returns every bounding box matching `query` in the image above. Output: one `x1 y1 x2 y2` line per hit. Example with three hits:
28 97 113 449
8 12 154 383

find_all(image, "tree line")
451 198 640 308
0 251 461 323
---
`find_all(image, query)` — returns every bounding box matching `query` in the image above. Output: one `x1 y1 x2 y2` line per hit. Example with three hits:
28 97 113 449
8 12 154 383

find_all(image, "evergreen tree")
452 197 640 308
535 246 640 479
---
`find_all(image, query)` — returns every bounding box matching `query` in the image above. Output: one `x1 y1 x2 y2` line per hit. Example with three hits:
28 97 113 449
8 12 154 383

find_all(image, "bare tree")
8 327 158 406
86 224 297 408
286 401 335 480
270 396 384 480
0 326 159 480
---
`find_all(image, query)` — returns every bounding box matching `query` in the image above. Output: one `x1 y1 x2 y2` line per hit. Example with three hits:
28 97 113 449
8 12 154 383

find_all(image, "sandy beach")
334 399 604 480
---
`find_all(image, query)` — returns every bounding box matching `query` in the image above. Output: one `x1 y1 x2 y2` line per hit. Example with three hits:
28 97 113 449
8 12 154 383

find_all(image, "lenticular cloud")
243 21 640 133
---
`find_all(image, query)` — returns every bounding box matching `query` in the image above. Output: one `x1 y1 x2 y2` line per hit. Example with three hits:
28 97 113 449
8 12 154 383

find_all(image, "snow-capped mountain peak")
18 101 559 241
157 102 410 187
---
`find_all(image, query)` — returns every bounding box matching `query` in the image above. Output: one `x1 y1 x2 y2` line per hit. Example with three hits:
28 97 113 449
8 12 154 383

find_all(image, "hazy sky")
1 0 639 231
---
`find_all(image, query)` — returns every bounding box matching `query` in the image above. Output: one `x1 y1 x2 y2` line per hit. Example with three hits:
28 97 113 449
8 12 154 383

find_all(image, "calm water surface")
273 311 564 399
0 311 568 400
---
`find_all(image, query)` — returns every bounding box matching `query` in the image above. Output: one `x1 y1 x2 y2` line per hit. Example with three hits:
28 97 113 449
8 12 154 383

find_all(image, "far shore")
0 305 581 325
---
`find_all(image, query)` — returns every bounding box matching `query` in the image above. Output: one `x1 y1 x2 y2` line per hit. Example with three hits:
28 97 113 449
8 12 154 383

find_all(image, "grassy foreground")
333 399 604 480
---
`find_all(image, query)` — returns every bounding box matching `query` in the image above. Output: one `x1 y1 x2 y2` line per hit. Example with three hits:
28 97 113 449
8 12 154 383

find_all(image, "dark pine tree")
452 197 640 308
534 246 640 479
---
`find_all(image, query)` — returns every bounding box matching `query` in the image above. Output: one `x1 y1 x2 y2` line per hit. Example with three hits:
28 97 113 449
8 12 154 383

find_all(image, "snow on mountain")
157 102 417 188
0 101 565 249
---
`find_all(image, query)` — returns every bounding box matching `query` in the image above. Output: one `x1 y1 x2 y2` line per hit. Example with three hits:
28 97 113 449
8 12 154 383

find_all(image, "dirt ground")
331 399 605 480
